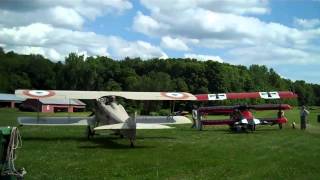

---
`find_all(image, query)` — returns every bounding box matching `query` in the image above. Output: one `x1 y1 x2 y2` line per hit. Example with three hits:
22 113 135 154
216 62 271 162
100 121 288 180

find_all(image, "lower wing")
136 115 191 124
17 116 94 126
201 119 236 125
94 123 173 130
259 117 288 124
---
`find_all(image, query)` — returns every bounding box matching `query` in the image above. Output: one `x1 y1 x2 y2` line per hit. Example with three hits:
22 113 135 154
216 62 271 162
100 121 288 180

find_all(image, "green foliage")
0 50 319 106
1 108 320 179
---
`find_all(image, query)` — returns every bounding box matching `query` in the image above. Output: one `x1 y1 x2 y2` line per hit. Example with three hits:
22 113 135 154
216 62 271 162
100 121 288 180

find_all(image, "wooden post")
10 101 15 108
68 106 73 113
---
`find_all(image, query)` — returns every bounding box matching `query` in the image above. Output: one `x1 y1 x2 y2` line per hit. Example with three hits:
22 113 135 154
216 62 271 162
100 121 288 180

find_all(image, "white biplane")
15 90 195 147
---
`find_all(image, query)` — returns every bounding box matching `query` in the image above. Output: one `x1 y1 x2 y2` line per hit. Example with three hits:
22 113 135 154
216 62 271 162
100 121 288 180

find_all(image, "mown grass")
0 107 320 179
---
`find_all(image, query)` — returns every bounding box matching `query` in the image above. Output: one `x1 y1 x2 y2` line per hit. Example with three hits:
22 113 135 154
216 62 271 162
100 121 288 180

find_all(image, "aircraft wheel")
86 126 94 140
279 124 283 130
130 140 135 148
236 126 242 132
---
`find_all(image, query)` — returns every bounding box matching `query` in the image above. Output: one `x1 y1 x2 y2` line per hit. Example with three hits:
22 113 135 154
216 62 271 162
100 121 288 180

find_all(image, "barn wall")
22 99 86 113
42 105 54 113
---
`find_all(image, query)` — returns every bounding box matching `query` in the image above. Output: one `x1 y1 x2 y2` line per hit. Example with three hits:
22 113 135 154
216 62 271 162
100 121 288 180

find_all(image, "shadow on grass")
135 136 176 140
23 135 157 149
79 137 155 149
186 126 282 135
23 136 85 142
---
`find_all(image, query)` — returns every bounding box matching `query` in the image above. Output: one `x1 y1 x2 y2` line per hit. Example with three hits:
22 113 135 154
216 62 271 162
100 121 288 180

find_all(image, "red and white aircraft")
193 91 297 132
198 104 292 132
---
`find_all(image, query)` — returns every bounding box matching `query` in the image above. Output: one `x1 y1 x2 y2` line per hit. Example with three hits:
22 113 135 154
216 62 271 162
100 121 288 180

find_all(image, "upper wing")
196 91 297 101
136 115 191 124
15 90 197 101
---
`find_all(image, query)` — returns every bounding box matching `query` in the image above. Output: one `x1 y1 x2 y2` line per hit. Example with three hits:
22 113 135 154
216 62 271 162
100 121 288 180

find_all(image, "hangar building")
21 99 86 113
0 93 25 108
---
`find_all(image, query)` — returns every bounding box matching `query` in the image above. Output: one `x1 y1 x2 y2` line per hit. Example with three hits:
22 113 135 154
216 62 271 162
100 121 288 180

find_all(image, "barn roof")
0 93 25 102
39 99 86 106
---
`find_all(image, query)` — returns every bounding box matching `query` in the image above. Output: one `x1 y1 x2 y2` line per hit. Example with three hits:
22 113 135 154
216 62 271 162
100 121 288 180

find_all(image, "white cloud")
49 6 84 29
133 9 315 49
161 36 189 51
0 0 132 29
132 11 168 36
184 53 224 62
140 0 270 15
109 38 168 59
134 0 320 67
229 45 320 65
0 23 166 61
294 18 320 29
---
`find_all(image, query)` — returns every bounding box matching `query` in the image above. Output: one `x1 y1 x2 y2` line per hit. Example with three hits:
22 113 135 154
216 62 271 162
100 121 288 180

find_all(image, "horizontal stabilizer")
94 123 173 130
18 116 93 126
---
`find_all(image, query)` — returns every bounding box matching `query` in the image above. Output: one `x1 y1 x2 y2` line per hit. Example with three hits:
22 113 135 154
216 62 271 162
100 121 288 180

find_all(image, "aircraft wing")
259 117 288 124
196 91 297 101
201 119 236 125
136 115 191 124
17 116 95 126
198 106 234 115
94 123 173 130
248 104 292 110
15 90 196 101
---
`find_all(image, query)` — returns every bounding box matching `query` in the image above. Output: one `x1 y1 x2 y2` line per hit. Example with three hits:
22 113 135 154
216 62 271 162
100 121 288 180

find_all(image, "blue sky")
0 0 319 84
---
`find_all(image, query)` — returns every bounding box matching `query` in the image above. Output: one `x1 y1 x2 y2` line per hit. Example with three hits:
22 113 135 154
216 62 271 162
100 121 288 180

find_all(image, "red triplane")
194 91 297 132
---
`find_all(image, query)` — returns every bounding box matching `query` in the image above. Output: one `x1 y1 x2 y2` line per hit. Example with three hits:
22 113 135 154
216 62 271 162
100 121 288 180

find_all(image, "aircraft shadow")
135 136 176 140
23 136 85 142
79 137 155 149
22 136 155 149
191 127 281 134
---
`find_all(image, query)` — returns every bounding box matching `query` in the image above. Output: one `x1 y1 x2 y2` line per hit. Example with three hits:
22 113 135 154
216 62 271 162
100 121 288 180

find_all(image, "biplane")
15 90 196 147
15 90 297 146
194 91 297 132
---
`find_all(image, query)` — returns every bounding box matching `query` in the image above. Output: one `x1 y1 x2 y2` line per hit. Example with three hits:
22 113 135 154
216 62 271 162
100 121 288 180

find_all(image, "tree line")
0 48 319 113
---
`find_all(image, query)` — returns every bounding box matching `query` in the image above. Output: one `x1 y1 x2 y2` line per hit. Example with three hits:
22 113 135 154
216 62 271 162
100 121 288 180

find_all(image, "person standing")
300 106 310 130
277 109 285 129
191 105 198 128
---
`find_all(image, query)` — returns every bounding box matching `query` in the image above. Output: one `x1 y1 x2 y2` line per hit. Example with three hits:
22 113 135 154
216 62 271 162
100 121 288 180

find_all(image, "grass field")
1 107 320 179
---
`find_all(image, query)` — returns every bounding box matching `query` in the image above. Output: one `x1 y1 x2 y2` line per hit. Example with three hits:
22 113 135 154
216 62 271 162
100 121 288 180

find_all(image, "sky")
0 0 319 84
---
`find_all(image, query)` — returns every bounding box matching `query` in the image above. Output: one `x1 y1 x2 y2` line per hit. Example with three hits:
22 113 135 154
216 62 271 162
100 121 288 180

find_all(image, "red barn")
21 99 86 113
0 93 25 108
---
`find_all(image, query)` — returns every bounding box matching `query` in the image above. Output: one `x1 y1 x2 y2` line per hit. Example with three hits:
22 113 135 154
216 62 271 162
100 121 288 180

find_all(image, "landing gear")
249 124 256 131
86 126 95 140
130 139 135 148
278 123 283 129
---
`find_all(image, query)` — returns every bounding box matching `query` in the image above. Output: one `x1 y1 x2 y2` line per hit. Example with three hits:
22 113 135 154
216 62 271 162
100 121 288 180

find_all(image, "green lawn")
1 107 320 179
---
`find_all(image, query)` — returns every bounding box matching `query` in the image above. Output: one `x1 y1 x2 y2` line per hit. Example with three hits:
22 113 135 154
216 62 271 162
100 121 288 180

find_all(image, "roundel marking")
23 90 56 98
161 92 189 99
